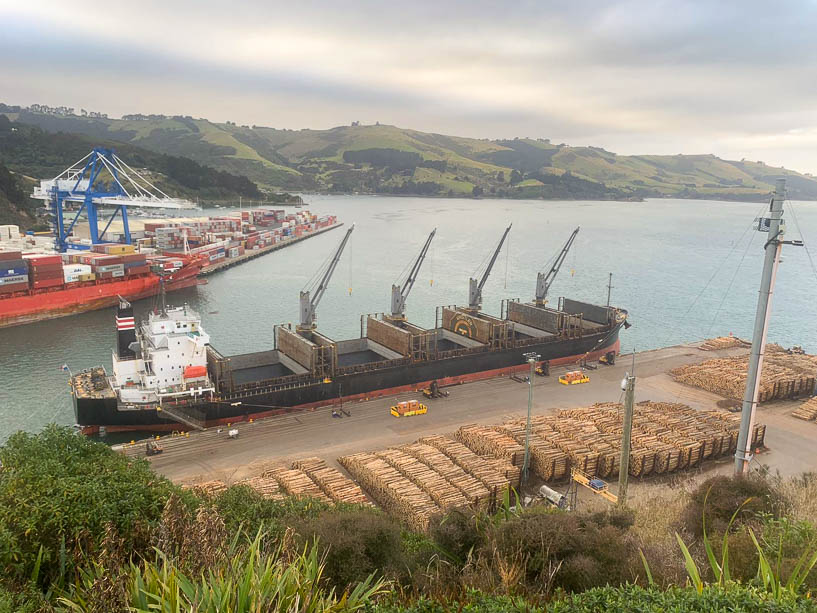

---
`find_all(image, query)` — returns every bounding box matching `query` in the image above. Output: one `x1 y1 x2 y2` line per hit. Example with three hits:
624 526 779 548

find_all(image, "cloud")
1 0 816 173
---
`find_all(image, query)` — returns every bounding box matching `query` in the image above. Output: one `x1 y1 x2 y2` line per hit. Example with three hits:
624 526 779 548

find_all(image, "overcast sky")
2 1 816 173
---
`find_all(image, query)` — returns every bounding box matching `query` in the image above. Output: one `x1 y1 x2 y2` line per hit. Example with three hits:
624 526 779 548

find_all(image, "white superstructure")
111 304 214 407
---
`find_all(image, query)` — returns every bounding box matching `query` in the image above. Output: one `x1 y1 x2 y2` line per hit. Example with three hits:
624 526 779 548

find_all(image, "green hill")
3 104 816 201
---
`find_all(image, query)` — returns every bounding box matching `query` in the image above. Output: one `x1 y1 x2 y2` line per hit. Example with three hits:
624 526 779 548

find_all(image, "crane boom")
535 227 579 305
299 224 355 330
468 224 512 310
391 228 436 318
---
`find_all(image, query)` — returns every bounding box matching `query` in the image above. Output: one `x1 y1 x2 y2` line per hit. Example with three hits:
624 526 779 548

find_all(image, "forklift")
535 360 550 377
599 351 616 366
422 380 449 399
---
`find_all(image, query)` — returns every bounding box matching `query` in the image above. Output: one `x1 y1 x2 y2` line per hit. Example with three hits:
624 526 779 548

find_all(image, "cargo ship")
0 246 202 328
72 225 629 433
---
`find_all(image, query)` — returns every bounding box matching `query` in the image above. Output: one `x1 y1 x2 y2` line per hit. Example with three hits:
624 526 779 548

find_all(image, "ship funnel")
116 300 137 359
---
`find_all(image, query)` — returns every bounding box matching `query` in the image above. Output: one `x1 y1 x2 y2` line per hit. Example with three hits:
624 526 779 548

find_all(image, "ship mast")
734 179 802 474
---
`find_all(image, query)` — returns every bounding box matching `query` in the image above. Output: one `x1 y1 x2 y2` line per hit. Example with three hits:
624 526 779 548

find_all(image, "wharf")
198 223 343 276
120 339 817 486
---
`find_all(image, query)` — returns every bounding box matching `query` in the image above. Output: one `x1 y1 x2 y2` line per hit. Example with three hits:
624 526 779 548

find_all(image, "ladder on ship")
157 403 206 431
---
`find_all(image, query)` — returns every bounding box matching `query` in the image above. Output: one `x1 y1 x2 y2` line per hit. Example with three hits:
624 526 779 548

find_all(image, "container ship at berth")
0 245 202 328
72 225 629 434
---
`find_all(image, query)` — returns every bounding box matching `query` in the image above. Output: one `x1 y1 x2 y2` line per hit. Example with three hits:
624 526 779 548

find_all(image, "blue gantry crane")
32 147 194 252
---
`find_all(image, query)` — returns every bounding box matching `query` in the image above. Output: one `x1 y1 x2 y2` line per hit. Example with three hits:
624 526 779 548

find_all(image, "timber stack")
338 452 439 531
699 336 751 351
793 397 817 422
400 443 491 508
264 467 332 502
670 350 817 401
292 457 372 505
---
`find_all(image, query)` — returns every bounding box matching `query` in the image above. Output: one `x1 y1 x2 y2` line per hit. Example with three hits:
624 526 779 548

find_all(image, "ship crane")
390 228 436 320
468 224 512 310
535 227 580 306
298 224 355 331
31 147 195 252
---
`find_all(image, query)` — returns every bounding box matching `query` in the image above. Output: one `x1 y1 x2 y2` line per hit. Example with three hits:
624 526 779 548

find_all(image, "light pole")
522 352 540 486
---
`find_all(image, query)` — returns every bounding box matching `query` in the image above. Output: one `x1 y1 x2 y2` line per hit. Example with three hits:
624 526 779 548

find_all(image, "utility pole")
735 179 801 474
607 273 614 307
522 352 540 486
618 365 635 506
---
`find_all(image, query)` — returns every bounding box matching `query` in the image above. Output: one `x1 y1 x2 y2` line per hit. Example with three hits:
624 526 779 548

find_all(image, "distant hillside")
0 114 262 211
3 104 817 201
0 162 39 229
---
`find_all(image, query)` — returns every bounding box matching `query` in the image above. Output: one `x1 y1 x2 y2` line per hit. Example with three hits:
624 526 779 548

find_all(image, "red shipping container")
29 263 64 273
122 253 145 262
0 281 29 293
0 251 23 261
24 255 62 265
30 270 64 281
32 278 64 289
125 265 150 275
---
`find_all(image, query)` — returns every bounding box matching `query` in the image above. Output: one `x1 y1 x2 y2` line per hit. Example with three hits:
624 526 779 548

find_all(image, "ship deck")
73 367 116 400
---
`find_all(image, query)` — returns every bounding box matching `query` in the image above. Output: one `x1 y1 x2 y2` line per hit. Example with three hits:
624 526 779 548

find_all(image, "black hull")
75 326 621 429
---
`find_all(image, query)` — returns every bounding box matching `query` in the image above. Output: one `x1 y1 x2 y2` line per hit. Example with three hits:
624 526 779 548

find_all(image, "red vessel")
0 259 203 328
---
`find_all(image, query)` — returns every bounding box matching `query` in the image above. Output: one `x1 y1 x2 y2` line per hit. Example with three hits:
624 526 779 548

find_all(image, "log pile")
455 424 525 466
292 457 372 505
235 476 285 500
376 449 470 510
670 353 817 402
700 336 749 351
189 480 227 497
492 423 569 481
264 467 331 502
419 435 513 491
793 397 817 422
401 443 491 507
338 452 439 531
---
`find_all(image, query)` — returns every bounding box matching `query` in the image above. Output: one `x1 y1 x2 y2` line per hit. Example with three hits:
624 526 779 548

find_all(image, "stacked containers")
25 254 64 289
0 250 29 294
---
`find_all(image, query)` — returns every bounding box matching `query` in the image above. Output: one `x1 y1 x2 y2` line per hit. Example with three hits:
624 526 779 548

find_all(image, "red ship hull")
0 263 203 328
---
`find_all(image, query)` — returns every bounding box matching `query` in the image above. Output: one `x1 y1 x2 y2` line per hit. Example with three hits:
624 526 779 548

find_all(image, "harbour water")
0 195 814 441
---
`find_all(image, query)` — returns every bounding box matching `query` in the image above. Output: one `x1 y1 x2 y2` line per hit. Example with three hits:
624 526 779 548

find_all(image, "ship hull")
75 326 620 432
0 266 201 328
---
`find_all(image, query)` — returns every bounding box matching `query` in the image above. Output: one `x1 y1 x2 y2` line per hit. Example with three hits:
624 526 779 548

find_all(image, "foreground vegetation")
1 426 816 611
5 104 817 200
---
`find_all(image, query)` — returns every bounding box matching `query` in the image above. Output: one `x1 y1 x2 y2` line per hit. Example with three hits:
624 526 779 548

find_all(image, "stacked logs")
292 457 372 505
700 336 749 351
401 442 491 507
235 476 285 500
419 435 515 491
793 397 817 422
264 467 331 502
338 452 439 531
376 448 470 510
670 353 817 402
189 480 227 496
455 424 525 466
492 423 569 481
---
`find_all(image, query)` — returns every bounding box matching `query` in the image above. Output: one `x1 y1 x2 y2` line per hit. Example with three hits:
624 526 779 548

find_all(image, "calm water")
1 195 815 441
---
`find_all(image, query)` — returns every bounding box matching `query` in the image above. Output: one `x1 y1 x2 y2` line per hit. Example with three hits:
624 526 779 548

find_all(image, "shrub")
211 484 329 536
294 507 410 590
681 474 783 538
550 584 817 612
486 507 639 594
59 529 387 612
0 425 180 586
428 509 484 565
